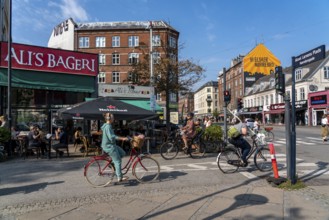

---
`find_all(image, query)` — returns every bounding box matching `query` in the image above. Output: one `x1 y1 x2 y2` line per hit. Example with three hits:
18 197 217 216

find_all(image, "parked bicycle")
84 137 160 187
160 129 206 160
217 131 272 174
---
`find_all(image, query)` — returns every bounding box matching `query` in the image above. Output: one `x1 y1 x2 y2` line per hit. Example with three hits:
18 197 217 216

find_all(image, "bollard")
266 142 286 186
269 142 279 178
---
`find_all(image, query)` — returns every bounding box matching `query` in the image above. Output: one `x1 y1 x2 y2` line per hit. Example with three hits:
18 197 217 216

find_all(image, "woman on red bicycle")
101 113 129 182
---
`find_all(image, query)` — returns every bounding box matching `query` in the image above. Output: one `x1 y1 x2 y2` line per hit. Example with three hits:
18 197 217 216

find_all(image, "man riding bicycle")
228 116 251 167
181 112 196 151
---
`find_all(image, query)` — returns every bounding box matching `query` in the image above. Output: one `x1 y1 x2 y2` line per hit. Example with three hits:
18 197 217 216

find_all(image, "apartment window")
112 53 120 65
300 87 305 100
128 53 139 64
324 66 329 79
98 72 105 83
128 72 139 82
295 69 302 81
170 93 177 102
287 91 291 100
128 36 139 47
169 36 176 48
153 52 160 64
207 88 211 92
99 54 106 65
265 95 268 105
270 94 273 104
112 36 120 47
261 96 264 106
152 35 161 46
96 37 106 47
112 72 120 83
79 37 89 48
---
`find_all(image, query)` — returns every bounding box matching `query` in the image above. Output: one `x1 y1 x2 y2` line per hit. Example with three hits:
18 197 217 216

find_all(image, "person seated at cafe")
74 127 83 144
51 127 68 157
35 125 47 156
27 125 42 156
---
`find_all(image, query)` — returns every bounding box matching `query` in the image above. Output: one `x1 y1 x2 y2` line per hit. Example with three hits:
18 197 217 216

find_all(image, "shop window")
79 37 89 48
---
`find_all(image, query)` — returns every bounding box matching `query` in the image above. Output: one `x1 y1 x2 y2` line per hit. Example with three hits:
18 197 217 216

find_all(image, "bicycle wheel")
84 158 115 187
189 141 206 158
160 141 179 160
264 131 274 142
254 147 272 172
217 147 240 173
133 156 160 183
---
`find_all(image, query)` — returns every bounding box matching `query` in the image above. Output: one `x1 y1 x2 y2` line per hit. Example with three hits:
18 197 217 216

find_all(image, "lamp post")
206 97 212 116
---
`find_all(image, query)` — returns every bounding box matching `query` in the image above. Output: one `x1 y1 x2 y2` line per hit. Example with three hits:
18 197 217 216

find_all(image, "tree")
130 44 205 132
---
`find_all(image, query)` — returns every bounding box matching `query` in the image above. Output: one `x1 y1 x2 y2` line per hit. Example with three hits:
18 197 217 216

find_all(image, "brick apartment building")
48 19 180 113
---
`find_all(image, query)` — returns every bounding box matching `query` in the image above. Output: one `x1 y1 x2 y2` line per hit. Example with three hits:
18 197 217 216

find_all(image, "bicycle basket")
131 136 144 149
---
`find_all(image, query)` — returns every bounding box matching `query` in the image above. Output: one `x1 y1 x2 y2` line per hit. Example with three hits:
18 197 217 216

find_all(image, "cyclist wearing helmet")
181 112 196 150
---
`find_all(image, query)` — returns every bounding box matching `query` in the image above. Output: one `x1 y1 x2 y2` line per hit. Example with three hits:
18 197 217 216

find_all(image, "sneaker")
118 176 129 182
182 146 188 151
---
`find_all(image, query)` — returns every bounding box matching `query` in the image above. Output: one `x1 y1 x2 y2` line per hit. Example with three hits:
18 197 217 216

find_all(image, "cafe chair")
81 136 101 157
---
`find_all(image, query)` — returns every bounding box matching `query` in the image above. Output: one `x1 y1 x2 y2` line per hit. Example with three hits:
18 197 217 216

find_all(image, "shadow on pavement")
0 181 64 196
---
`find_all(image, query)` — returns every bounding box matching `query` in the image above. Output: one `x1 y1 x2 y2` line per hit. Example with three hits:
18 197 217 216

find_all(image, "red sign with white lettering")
0 42 98 76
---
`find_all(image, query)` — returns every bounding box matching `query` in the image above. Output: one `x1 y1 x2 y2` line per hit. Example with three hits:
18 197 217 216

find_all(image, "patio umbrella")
57 97 158 121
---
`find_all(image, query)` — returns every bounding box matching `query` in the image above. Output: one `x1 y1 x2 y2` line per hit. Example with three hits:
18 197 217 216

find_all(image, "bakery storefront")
0 42 98 132
308 91 329 126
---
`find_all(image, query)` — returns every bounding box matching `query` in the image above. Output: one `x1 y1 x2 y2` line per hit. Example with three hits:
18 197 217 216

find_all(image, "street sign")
293 45 325 68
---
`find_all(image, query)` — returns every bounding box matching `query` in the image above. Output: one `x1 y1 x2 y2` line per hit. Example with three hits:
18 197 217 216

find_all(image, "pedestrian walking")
321 114 328 142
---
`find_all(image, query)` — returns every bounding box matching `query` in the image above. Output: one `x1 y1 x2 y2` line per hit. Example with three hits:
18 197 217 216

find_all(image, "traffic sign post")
289 45 326 184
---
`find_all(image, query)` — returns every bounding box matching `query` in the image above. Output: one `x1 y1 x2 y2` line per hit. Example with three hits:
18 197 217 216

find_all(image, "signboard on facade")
0 42 98 76
243 43 281 75
293 45 325 68
310 94 327 105
170 111 179 124
98 84 154 98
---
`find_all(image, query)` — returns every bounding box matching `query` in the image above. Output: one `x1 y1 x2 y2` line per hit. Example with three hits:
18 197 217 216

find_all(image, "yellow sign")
243 44 281 75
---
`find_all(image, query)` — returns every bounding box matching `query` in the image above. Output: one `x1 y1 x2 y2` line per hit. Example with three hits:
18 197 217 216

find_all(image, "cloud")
49 0 89 22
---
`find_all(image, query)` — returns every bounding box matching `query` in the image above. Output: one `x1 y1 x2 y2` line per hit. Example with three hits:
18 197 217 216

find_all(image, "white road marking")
187 164 208 170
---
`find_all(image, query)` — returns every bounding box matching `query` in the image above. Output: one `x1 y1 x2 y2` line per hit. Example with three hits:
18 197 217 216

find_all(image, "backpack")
228 126 240 139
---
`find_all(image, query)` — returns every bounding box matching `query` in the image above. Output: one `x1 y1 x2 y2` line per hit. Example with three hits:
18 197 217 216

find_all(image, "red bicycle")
84 139 160 187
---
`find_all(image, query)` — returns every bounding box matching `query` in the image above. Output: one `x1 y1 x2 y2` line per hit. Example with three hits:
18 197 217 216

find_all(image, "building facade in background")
48 19 180 115
194 81 218 119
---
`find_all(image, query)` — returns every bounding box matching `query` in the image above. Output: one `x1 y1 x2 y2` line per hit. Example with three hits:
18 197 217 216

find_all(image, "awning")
239 111 263 115
0 68 95 93
121 100 163 112
264 109 285 114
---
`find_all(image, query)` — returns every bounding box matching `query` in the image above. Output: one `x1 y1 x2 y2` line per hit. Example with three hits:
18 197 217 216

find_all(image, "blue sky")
12 0 329 90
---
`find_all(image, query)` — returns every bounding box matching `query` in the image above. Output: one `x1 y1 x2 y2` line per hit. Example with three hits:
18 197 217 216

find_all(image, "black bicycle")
216 133 272 173
160 129 206 160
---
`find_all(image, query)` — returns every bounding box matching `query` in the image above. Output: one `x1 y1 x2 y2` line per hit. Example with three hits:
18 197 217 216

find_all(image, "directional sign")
293 45 325 68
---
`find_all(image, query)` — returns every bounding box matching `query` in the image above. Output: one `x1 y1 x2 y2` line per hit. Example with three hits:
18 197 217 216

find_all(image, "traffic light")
224 90 231 103
237 98 243 111
275 66 285 95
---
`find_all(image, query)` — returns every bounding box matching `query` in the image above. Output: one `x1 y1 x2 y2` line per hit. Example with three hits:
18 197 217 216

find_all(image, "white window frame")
99 54 106 65
169 36 176 48
96 37 106 47
300 87 305 100
112 53 120 65
79 37 89 48
324 66 329 79
112 72 120 83
152 35 161 46
112 36 120 47
98 72 106 83
153 52 160 64
128 36 139 47
295 69 302 81
128 53 139 64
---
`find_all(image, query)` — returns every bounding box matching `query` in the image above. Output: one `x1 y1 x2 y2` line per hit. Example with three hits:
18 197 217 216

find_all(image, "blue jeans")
104 146 126 179
228 137 251 162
